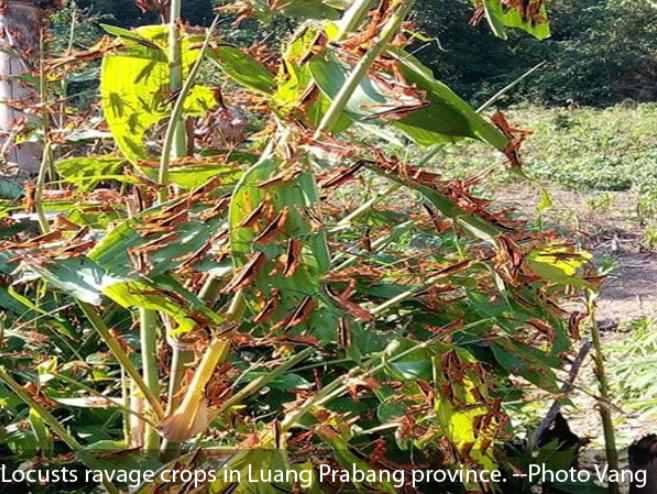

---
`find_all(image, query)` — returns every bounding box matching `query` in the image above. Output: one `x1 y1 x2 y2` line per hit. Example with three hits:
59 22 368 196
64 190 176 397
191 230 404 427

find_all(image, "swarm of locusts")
0 1 599 492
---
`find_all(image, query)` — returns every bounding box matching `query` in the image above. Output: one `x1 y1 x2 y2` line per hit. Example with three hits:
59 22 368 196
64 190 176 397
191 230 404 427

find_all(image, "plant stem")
336 183 402 227
121 368 131 443
158 13 221 202
175 338 231 419
160 338 231 461
159 6 223 458
0 367 81 451
337 0 377 40
588 299 620 494
315 0 416 136
34 142 52 234
77 302 165 420
161 0 186 199
139 308 161 449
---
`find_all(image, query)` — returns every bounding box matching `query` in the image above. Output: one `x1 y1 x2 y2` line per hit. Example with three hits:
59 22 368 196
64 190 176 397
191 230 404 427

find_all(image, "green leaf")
490 339 560 392
55 156 126 191
23 258 116 306
207 46 276 94
246 0 341 20
100 25 218 165
29 409 53 457
526 246 595 288
383 339 432 380
481 0 551 40
309 48 509 150
102 279 220 335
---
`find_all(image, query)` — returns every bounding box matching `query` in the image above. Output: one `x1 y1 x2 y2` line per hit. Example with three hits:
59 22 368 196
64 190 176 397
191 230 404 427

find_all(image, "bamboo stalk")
34 142 52 234
337 0 377 40
77 302 165 421
173 339 231 421
160 12 222 436
159 3 223 458
34 26 52 234
139 308 161 449
315 0 416 136
162 0 186 197
158 12 221 201
160 338 231 460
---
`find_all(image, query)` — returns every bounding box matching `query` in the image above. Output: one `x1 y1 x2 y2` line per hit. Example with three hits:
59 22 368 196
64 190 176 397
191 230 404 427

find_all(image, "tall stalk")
158 11 221 202
159 0 189 454
166 0 186 185
140 308 160 450
588 297 620 494
159 8 223 457
35 27 52 234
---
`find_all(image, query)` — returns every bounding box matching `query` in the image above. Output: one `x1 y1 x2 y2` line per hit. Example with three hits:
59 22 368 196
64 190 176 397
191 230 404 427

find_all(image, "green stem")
0 367 81 451
588 298 620 494
176 339 230 417
159 5 223 457
35 27 52 234
163 0 185 197
337 0 377 40
77 302 165 420
121 368 131 443
315 0 416 136
139 309 161 449
34 142 52 234
160 338 230 461
198 275 222 307
158 13 221 202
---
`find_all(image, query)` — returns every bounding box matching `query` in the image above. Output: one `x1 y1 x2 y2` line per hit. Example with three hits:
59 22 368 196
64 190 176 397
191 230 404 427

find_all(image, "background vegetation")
70 0 657 107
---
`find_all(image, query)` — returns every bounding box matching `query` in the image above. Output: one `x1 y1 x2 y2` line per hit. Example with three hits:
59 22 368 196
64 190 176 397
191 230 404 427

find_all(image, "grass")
429 103 657 194
607 317 657 418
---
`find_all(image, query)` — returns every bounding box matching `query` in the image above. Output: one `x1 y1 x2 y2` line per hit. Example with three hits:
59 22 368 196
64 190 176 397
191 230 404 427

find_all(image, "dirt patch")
496 181 657 322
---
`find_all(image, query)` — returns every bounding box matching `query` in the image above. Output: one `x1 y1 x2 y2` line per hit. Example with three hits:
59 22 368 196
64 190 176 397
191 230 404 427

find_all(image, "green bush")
415 0 657 107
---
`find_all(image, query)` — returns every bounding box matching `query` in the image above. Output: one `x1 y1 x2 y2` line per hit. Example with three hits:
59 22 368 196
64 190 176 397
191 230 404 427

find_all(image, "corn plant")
0 1 606 493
